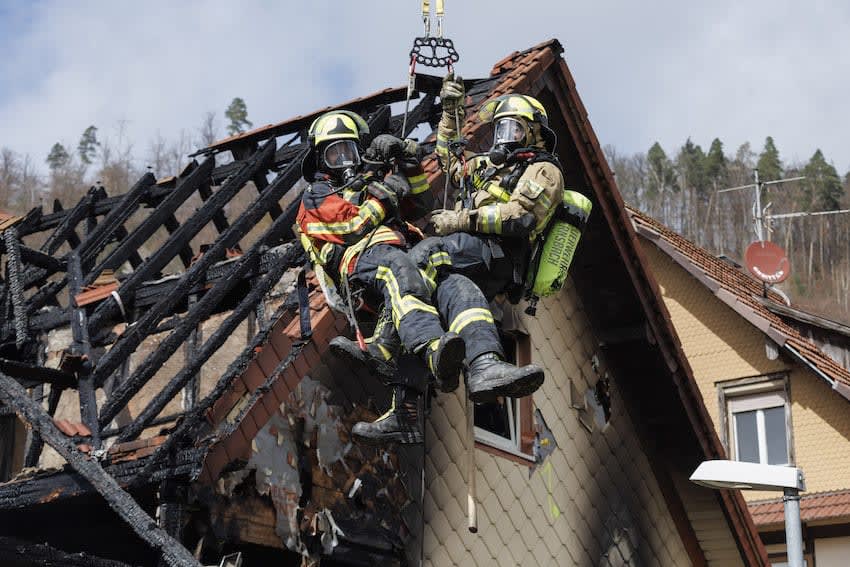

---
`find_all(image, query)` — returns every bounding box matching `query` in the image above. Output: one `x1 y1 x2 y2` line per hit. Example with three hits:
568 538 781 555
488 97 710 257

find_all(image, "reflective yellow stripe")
483 181 511 203
429 251 451 267
477 204 502 234
408 173 430 195
419 268 437 294
317 242 334 265
449 307 494 334
306 199 384 235
339 226 399 274
376 266 438 327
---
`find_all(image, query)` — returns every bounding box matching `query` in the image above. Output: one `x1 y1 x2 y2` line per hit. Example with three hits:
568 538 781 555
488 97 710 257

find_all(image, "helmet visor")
493 117 526 146
323 140 361 170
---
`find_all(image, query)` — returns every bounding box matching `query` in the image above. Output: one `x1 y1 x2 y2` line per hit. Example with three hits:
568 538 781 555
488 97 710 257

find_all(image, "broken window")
719 374 792 466
473 332 534 460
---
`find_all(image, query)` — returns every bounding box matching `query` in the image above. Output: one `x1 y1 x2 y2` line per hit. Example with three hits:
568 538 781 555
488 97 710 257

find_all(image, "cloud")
1 0 848 176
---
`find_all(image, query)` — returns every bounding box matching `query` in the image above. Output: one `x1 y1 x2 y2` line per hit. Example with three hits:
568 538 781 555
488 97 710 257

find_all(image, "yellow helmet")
302 110 370 180
308 110 369 146
478 94 556 151
478 94 548 127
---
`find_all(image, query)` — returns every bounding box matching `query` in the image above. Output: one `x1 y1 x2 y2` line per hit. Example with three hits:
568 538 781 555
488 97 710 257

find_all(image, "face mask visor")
322 140 361 171
493 117 527 147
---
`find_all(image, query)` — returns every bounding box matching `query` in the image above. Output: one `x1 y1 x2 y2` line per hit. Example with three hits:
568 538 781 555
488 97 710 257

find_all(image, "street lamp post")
690 460 806 567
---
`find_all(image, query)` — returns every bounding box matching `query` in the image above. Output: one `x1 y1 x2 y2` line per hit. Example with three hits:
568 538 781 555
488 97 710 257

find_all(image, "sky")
1 0 849 174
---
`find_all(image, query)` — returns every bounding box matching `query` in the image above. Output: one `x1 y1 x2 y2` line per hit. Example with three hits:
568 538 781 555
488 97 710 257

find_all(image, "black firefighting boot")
329 336 396 379
351 384 423 444
466 352 545 403
421 332 466 393
329 306 401 379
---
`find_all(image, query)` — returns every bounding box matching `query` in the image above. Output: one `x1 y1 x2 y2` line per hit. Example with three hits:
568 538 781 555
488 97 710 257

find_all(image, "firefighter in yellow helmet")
411 76 569 400
297 110 465 442
335 78 571 402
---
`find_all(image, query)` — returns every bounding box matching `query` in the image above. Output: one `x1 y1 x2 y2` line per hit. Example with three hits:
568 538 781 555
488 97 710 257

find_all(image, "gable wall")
424 280 743 566
640 242 850 497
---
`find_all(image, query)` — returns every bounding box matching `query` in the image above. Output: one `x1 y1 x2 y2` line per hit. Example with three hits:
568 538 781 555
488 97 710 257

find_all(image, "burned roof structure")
0 39 768 566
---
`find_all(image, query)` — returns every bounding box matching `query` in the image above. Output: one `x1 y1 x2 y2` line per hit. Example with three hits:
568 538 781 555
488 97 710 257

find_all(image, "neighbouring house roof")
750 489 850 527
628 205 850 399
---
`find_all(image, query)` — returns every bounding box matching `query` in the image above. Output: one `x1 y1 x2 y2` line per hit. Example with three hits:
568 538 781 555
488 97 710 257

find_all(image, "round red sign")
745 241 790 284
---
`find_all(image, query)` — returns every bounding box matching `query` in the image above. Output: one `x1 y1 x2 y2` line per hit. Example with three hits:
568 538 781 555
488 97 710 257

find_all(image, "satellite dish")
745 240 790 284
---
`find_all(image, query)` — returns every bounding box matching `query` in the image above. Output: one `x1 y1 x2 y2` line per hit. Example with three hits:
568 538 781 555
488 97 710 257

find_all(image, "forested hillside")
2 110 848 324
606 137 850 324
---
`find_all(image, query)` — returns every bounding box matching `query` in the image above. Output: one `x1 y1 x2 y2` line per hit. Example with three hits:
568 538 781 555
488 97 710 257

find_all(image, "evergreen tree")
756 136 783 181
705 138 728 188
77 125 100 165
46 143 70 171
225 97 253 136
803 149 843 210
677 138 708 200
646 142 678 197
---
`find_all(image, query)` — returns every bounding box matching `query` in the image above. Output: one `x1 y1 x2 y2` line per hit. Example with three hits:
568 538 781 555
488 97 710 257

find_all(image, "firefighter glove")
430 209 471 235
370 134 406 161
440 72 465 114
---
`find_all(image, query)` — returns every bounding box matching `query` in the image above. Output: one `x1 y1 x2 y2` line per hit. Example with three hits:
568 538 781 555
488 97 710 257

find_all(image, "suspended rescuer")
335 75 593 403
296 110 467 443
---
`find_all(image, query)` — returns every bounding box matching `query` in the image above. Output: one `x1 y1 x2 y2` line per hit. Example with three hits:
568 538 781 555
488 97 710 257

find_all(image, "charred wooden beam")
0 359 75 389
0 536 138 567
116 244 297 441
0 371 202 567
68 252 100 448
113 225 144 269
19 185 174 237
86 159 213 287
12 245 65 273
93 148 296 425
232 143 284 221
162 214 194 269
0 446 204 510
100 412 181 440
25 279 65 314
134 301 293 484
89 143 272 328
80 173 156 266
39 194 91 256
22 384 63 468
182 293 201 411
197 179 230 234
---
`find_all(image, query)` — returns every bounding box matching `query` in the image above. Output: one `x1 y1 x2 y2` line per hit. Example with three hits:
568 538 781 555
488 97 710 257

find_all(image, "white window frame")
718 373 794 466
473 333 535 462
474 396 534 461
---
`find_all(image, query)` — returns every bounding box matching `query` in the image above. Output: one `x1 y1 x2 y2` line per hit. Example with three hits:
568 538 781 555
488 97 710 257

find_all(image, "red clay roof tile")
750 489 850 526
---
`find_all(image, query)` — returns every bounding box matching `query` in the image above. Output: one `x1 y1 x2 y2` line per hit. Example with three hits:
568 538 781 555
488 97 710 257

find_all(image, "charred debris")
0 77 496 566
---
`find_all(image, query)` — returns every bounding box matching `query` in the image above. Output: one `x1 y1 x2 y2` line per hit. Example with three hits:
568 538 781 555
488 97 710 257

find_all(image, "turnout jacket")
436 109 564 242
296 163 432 279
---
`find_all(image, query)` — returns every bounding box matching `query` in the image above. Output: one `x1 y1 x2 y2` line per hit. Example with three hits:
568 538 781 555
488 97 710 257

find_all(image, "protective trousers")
412 233 522 302
434 273 504 362
349 244 444 353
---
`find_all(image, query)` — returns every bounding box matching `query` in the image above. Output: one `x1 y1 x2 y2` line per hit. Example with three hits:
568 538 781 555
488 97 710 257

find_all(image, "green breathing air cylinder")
528 190 592 308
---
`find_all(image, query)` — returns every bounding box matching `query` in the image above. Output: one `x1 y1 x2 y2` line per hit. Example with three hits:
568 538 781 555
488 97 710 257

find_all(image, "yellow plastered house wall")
423 280 742 566
640 242 850 499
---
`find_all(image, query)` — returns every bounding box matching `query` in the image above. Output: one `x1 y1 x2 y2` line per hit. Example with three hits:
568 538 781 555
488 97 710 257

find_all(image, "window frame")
473 332 536 463
717 373 794 466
